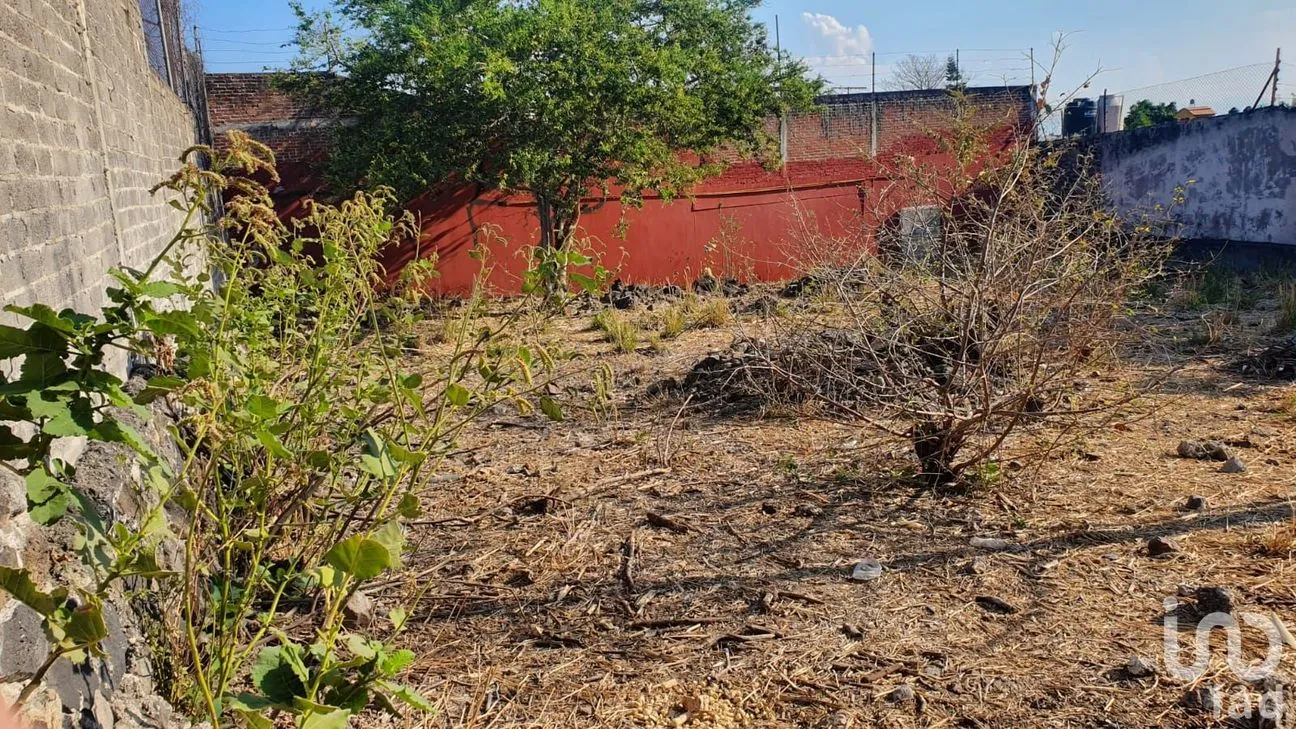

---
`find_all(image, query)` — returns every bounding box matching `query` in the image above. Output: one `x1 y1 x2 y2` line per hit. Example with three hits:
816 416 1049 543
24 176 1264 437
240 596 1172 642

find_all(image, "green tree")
944 54 963 89
1123 99 1178 130
286 0 821 291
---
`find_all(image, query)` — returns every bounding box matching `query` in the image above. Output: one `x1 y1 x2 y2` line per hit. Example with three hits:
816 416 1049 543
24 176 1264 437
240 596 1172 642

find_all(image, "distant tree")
886 54 945 90
284 0 822 295
944 54 964 89
1124 100 1178 129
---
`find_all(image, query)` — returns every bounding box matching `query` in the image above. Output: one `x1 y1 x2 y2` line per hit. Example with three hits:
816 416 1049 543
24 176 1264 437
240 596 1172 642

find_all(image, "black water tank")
1062 98 1097 136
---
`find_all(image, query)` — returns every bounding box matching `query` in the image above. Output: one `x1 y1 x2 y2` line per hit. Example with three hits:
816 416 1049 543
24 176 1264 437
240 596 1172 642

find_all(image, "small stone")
344 591 375 626
1177 439 1231 461
1195 586 1234 615
969 537 1013 551
761 502 778 515
965 556 991 575
1183 685 1223 714
794 504 824 518
1147 536 1180 556
1253 426 1279 437
849 559 883 582
1125 655 1156 677
1184 494 1207 510
888 684 915 703
816 711 853 729
1221 455 1248 473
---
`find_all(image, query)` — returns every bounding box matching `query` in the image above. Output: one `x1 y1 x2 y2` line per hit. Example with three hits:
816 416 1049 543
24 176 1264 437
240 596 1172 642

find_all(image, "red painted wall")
205 74 1034 294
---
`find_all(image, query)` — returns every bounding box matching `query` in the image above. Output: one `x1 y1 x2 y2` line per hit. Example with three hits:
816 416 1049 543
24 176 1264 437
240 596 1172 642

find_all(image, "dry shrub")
690 298 733 328
1276 283 1296 334
751 121 1174 485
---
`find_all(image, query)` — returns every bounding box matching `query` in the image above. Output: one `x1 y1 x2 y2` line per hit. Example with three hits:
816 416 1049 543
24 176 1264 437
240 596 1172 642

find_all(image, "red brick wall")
201 74 1034 293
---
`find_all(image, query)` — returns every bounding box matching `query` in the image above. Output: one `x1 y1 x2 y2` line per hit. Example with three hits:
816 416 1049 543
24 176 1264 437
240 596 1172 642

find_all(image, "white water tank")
1097 94 1123 133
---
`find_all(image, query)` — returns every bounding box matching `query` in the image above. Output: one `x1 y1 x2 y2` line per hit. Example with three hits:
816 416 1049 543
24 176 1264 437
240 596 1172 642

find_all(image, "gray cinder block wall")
0 1 198 726
1096 107 1296 249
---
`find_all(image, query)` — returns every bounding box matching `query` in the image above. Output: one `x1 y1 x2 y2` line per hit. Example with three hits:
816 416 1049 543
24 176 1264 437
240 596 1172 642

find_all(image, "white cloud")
801 12 872 59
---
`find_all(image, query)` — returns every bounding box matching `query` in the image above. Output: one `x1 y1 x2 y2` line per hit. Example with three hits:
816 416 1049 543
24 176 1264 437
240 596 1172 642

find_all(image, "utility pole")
1272 48 1282 108
775 15 787 165
870 51 878 157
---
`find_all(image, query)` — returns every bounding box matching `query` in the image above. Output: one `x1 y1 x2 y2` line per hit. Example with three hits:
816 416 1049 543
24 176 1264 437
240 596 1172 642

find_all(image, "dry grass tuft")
690 298 733 329
593 309 640 353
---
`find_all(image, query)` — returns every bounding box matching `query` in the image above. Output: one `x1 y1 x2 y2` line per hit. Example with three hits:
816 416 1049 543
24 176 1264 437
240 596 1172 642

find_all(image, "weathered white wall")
1098 107 1296 245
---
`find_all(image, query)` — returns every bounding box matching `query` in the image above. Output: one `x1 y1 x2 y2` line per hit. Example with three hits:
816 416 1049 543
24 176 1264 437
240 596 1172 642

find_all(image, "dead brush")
741 115 1175 486
690 298 733 328
1275 283 1296 334
1257 506 1296 557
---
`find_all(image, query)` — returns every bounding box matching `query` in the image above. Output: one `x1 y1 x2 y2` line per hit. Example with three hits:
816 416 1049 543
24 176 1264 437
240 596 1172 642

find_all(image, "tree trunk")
534 195 579 302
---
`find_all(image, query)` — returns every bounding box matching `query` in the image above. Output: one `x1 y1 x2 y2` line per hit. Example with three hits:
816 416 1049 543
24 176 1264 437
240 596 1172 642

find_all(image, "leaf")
0 324 66 360
0 566 65 616
324 536 391 580
299 707 351 729
538 396 564 422
64 602 108 647
236 710 274 729
397 493 421 519
357 429 396 479
251 645 309 705
247 394 285 420
445 383 470 408
136 281 182 299
369 522 405 570
256 428 293 460
5 304 85 333
133 375 185 405
26 470 70 526
91 417 156 459
379 648 416 676
382 682 435 713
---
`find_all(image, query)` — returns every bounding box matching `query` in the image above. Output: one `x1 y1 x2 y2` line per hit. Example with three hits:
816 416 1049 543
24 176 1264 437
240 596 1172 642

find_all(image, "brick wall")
0 0 196 326
204 73 1034 172
205 73 334 166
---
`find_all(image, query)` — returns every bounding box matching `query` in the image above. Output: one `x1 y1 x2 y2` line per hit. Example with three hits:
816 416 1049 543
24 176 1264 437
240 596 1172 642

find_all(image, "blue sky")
197 0 1295 106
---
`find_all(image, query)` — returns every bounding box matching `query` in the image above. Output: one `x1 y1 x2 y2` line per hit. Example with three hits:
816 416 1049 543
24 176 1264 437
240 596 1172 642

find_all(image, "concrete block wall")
1 0 196 322
0 1 197 726
1096 107 1296 246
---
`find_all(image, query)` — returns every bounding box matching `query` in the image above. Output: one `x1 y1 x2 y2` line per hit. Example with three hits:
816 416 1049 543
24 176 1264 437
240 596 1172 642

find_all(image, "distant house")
1177 105 1215 122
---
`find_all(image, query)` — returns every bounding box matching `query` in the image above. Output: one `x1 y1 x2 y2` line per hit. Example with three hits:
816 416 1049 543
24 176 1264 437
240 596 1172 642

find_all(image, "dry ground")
385 281 1296 728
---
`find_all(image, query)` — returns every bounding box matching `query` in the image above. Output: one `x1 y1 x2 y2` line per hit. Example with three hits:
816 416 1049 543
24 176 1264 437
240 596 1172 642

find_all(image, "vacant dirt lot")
388 280 1296 728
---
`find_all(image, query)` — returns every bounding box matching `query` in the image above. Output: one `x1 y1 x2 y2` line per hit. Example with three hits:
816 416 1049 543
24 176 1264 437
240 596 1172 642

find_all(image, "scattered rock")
969 537 1013 551
661 284 685 298
760 502 778 515
840 624 865 640
1253 426 1279 437
743 295 779 317
1177 439 1232 461
794 504 824 518
815 711 853 729
887 685 915 704
1184 494 1208 510
1125 655 1157 678
1195 586 1234 615
965 556 991 575
1147 536 1180 557
720 278 749 298
344 591 375 627
780 276 816 298
693 270 719 294
644 378 680 398
974 595 1017 614
1182 685 1223 715
849 558 883 582
1221 455 1248 473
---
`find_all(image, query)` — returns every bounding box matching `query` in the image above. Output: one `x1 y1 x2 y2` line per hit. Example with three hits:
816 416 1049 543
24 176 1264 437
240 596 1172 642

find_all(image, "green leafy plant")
0 133 558 726
282 0 822 295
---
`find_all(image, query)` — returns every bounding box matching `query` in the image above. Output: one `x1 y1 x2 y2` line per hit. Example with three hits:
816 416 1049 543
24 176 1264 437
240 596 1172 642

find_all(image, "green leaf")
251 645 309 705
64 602 108 647
382 682 435 713
26 470 70 526
256 428 293 460
0 323 66 360
444 384 470 408
538 396 564 422
0 566 65 616
397 493 421 519
299 707 351 729
133 375 185 405
357 429 396 479
247 394 285 420
379 648 416 676
91 417 156 459
369 522 404 570
136 281 182 299
324 536 391 580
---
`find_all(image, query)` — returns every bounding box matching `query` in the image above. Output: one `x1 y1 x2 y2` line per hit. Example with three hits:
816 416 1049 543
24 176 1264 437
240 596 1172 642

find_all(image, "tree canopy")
1123 100 1178 130
886 54 944 91
286 0 822 261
